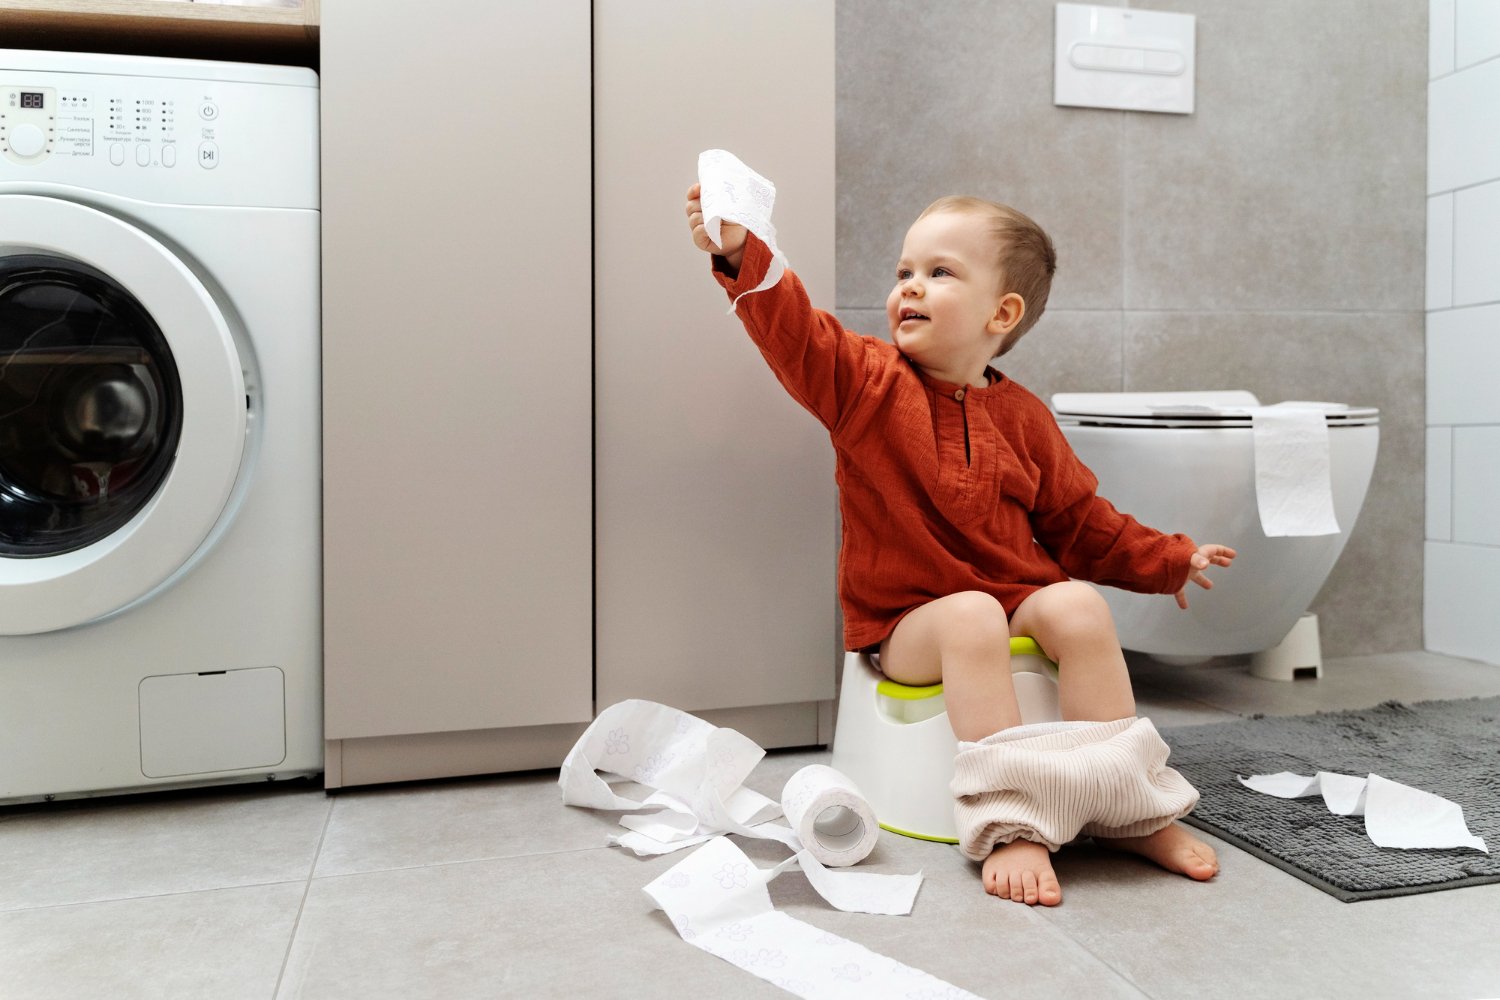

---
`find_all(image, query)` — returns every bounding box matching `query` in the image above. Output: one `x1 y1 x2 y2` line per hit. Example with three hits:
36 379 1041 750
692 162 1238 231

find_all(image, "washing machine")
0 50 321 803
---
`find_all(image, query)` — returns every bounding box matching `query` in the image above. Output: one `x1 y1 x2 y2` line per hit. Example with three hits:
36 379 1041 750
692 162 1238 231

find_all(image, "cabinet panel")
321 0 593 738
594 0 838 712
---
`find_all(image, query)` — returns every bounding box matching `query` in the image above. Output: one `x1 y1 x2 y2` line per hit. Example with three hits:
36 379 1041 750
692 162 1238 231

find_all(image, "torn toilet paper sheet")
1239 771 1488 853
698 148 788 310
644 837 984 1000
1250 403 1340 537
559 699 922 913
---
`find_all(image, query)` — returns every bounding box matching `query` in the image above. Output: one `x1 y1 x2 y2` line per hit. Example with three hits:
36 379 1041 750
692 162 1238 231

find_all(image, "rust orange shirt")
715 236 1198 651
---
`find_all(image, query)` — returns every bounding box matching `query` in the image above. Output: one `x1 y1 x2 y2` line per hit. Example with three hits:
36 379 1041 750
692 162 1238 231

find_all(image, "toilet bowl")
1051 390 1378 659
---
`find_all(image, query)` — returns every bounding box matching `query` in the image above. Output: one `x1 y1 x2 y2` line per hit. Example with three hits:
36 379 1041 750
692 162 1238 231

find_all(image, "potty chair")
830 638 1061 843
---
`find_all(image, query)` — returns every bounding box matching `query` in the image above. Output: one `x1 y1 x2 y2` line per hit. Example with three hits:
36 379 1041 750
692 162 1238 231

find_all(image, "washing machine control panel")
0 65 317 209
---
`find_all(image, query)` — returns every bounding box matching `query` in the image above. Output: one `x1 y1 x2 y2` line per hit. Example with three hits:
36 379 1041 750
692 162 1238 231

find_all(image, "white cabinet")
594 0 838 726
321 0 835 788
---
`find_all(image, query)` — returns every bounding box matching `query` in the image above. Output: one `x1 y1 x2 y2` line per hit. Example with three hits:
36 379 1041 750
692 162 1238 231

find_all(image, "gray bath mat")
1161 697 1500 902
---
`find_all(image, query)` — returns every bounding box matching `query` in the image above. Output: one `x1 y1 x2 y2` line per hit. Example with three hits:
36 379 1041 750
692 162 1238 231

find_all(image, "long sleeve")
1025 404 1197 595
711 234 873 432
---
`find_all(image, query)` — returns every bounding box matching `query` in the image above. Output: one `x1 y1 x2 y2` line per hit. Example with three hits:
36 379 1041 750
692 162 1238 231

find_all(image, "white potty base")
830 642 1061 844
1250 612 1324 681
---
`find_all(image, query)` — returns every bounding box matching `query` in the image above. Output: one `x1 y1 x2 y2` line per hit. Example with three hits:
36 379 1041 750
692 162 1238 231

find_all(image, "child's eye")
932 267 952 277
896 268 912 281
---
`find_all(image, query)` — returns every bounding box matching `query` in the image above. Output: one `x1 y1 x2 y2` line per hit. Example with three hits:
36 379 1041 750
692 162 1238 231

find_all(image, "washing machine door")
0 196 247 635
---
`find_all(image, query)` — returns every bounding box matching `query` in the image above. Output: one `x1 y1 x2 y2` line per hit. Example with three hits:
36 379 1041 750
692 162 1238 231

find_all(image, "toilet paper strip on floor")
1239 771 1487 852
697 148 788 311
561 699 983 1000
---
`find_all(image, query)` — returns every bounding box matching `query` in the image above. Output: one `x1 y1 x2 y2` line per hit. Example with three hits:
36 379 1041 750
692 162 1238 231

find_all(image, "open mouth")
898 308 929 323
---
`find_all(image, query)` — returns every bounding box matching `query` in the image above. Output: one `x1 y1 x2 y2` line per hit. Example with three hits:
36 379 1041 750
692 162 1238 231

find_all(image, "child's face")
886 211 1012 382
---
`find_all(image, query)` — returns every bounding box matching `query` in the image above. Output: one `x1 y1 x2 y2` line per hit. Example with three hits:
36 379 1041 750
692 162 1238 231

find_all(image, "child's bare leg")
880 593 1061 906
1009 581 1218 882
879 591 1020 740
1008 581 1133 722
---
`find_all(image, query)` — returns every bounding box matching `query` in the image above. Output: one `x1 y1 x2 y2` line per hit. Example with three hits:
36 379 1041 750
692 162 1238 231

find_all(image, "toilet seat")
1053 391 1379 430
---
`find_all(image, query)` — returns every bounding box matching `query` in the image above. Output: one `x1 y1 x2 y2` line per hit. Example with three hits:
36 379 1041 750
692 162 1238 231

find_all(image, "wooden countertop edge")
0 1 319 46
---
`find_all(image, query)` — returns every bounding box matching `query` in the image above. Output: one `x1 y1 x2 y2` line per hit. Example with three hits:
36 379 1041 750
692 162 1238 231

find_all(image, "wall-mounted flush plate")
1054 3 1196 114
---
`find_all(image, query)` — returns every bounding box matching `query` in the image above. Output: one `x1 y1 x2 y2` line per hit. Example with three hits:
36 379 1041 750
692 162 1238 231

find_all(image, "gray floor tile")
316 769 624 877
0 881 305 1000
1036 831 1500 1000
0 783 329 910
1128 650 1500 719
283 840 1143 1000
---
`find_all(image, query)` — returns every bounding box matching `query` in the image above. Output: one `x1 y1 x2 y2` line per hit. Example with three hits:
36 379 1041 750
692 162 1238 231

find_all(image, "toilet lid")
1051 391 1379 429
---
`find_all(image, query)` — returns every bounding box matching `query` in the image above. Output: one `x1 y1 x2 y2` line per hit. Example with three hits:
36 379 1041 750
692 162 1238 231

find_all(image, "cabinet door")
594 0 838 712
321 0 593 739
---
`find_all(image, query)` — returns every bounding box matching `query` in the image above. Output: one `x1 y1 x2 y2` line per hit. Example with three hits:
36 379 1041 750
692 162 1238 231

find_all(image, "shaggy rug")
1161 697 1500 901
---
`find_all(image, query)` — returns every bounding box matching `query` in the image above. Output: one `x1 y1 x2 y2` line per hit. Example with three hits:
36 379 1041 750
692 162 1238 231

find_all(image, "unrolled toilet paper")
1239 771 1488 852
559 699 920 907
559 700 980 999
643 837 984 1000
697 148 788 310
1250 402 1341 537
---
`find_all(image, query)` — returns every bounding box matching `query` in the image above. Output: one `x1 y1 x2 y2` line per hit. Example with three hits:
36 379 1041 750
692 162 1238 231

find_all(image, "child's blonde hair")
918 196 1057 356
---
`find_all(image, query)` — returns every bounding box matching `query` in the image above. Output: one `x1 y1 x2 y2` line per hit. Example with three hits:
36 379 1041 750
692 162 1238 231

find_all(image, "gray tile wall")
835 0 1428 656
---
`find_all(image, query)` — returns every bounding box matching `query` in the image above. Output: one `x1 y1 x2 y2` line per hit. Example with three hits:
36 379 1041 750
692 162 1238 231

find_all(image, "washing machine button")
162 144 177 167
198 141 219 169
7 122 46 158
136 142 151 166
109 142 126 166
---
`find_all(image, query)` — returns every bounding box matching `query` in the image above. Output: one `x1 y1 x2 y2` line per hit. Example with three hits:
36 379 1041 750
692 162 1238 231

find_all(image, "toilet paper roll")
779 765 880 868
1250 403 1340 537
697 148 788 310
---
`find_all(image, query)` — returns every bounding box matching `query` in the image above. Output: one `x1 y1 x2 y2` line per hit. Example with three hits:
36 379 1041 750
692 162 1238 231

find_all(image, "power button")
199 102 219 121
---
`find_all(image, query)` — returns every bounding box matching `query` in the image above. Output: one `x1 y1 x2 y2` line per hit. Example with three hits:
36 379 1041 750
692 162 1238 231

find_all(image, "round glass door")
0 254 184 557
0 195 248 636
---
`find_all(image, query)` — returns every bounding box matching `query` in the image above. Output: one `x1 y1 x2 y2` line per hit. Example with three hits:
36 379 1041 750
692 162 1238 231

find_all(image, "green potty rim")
874 635 1055 700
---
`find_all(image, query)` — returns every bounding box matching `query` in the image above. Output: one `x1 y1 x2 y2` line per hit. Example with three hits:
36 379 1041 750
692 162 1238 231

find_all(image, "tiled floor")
5 650 1500 999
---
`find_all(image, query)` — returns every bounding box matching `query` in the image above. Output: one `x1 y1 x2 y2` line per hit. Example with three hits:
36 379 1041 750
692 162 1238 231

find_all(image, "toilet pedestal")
1250 613 1324 681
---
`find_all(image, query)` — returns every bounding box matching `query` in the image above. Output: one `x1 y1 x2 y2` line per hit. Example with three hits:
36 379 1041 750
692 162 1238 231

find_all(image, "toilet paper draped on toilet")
1249 402 1342 537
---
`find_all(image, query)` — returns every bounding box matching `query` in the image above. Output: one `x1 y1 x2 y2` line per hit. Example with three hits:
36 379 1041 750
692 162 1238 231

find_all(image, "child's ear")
988 292 1026 337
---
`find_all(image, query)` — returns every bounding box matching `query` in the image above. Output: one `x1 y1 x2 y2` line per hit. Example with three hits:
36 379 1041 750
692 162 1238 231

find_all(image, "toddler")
685 184 1234 906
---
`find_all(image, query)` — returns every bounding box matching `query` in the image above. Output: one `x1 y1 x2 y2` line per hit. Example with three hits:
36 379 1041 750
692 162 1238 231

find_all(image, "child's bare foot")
981 839 1062 906
1095 822 1219 881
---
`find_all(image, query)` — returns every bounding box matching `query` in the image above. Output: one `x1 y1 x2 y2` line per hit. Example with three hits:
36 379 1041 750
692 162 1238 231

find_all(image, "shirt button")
954 389 966 401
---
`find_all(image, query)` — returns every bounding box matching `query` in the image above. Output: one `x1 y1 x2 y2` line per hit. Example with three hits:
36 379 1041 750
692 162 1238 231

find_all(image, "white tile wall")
1428 57 1500 193
1427 0 1500 663
1456 0 1500 68
1426 426 1453 541
1425 543 1500 661
1427 193 1453 310
1453 426 1500 545
1427 303 1500 425
1453 179 1500 305
1432 0 1456 77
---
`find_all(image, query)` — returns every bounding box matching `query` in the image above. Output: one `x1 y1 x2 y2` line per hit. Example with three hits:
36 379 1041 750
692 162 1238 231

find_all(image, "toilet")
1051 390 1378 668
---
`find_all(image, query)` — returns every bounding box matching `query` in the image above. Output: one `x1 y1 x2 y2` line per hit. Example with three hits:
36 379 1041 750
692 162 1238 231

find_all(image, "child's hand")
1174 544 1236 609
686 183 747 273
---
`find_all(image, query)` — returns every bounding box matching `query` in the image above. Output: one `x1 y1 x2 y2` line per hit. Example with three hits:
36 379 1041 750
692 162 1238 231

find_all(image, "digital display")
20 92 44 109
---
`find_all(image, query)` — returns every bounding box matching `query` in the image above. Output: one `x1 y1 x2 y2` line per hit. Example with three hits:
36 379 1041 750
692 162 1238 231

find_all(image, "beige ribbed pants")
950 717 1199 860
